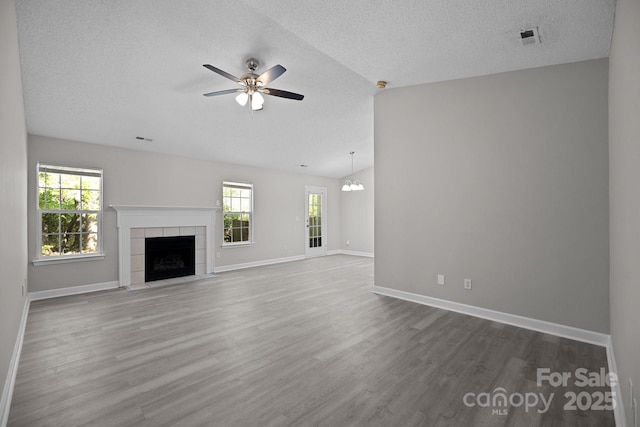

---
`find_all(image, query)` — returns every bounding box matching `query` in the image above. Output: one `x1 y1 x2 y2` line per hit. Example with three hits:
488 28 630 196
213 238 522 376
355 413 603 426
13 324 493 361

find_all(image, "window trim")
32 253 106 266
222 181 254 247
34 163 104 265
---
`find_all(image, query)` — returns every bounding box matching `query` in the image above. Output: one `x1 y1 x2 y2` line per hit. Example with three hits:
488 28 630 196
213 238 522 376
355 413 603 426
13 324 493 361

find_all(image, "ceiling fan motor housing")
246 58 259 72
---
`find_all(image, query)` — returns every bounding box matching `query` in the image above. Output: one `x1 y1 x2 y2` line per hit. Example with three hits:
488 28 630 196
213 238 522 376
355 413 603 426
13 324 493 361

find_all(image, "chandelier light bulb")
341 152 365 192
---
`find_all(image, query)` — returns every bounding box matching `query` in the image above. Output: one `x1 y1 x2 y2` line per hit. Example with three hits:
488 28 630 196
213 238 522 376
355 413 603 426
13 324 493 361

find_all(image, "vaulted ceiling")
15 0 615 178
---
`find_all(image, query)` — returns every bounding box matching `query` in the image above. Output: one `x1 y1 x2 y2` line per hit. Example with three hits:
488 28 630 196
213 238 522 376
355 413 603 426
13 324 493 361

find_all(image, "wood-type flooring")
8 255 615 426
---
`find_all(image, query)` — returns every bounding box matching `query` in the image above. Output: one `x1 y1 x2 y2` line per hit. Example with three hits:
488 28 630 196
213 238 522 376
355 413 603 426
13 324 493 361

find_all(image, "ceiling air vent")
520 27 540 45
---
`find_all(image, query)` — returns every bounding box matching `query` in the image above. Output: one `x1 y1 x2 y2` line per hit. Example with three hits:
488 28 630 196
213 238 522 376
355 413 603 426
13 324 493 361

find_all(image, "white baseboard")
29 281 120 301
334 249 374 258
372 285 610 347
0 297 30 427
607 337 627 427
374 286 624 425
214 255 306 273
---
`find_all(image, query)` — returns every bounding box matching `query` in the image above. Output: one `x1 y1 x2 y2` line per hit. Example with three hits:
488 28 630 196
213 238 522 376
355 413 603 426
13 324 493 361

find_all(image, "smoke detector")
520 27 540 45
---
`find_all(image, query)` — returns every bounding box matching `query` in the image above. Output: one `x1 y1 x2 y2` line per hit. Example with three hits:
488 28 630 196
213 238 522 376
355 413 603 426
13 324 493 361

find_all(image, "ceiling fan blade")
262 88 304 101
257 64 286 86
203 88 243 97
203 64 242 84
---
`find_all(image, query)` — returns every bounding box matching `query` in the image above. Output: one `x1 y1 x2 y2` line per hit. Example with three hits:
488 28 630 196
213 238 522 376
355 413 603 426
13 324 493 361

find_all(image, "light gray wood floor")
9 255 614 426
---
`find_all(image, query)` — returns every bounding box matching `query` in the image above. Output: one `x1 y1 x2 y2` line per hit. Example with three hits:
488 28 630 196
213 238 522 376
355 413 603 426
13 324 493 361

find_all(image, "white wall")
0 0 29 414
375 59 610 333
609 0 640 421
340 166 374 255
28 135 341 291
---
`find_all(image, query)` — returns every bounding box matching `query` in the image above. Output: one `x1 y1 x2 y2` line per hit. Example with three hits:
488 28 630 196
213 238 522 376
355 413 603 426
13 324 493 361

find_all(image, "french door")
305 186 327 258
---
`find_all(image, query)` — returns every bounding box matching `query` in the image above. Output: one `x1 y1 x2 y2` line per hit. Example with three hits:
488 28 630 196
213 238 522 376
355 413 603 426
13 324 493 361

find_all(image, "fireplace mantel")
111 205 220 286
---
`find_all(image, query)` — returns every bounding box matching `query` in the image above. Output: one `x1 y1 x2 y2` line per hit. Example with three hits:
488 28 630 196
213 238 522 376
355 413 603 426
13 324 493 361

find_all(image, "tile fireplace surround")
111 205 219 287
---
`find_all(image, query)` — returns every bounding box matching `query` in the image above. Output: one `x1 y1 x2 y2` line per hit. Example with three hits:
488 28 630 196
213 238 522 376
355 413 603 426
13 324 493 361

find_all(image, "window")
37 164 103 260
222 181 253 245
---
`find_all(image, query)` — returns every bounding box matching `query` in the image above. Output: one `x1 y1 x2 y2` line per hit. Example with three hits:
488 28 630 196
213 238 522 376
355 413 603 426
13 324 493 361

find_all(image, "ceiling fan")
202 58 304 111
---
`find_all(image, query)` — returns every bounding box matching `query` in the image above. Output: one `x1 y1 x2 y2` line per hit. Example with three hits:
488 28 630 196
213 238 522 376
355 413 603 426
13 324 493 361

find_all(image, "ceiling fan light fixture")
251 92 264 111
235 91 249 106
202 59 304 113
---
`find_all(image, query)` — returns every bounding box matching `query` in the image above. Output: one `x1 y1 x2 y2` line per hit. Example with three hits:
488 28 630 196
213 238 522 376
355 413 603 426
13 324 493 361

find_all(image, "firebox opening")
145 235 196 282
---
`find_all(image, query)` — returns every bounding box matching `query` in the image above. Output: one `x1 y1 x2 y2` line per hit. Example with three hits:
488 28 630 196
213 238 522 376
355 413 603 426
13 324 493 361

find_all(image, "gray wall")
339 166 374 255
28 135 342 291
0 0 28 409
374 59 609 333
609 0 640 420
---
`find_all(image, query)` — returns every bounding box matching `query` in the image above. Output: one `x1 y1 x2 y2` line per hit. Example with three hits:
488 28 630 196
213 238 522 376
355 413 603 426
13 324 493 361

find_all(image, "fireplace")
111 205 219 287
145 235 196 282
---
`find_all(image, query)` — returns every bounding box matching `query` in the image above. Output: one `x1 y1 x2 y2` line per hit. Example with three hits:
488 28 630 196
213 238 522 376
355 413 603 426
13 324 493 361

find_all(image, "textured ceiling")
15 0 614 178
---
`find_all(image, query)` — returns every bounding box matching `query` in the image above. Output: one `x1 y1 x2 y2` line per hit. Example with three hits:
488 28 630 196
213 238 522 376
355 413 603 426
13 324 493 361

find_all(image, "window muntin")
222 181 253 245
37 164 103 258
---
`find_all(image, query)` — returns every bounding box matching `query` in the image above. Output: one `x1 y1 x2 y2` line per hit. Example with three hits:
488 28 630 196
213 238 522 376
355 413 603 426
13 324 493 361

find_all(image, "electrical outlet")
216 251 221 259
464 279 472 290
346 240 350 246
437 274 445 286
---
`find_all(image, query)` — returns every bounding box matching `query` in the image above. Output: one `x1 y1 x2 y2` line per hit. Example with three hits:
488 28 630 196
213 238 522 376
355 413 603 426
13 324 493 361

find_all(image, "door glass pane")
308 193 322 249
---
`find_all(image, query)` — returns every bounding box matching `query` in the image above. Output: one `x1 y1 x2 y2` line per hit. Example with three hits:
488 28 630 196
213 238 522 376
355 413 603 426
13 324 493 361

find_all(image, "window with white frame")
222 181 253 245
37 163 103 259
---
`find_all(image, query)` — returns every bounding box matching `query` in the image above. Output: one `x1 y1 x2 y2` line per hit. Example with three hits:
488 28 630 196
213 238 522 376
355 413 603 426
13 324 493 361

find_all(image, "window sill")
32 253 106 266
222 242 255 249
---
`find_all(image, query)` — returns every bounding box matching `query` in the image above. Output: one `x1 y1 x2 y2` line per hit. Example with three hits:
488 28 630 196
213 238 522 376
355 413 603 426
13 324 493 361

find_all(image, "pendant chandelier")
341 151 364 192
